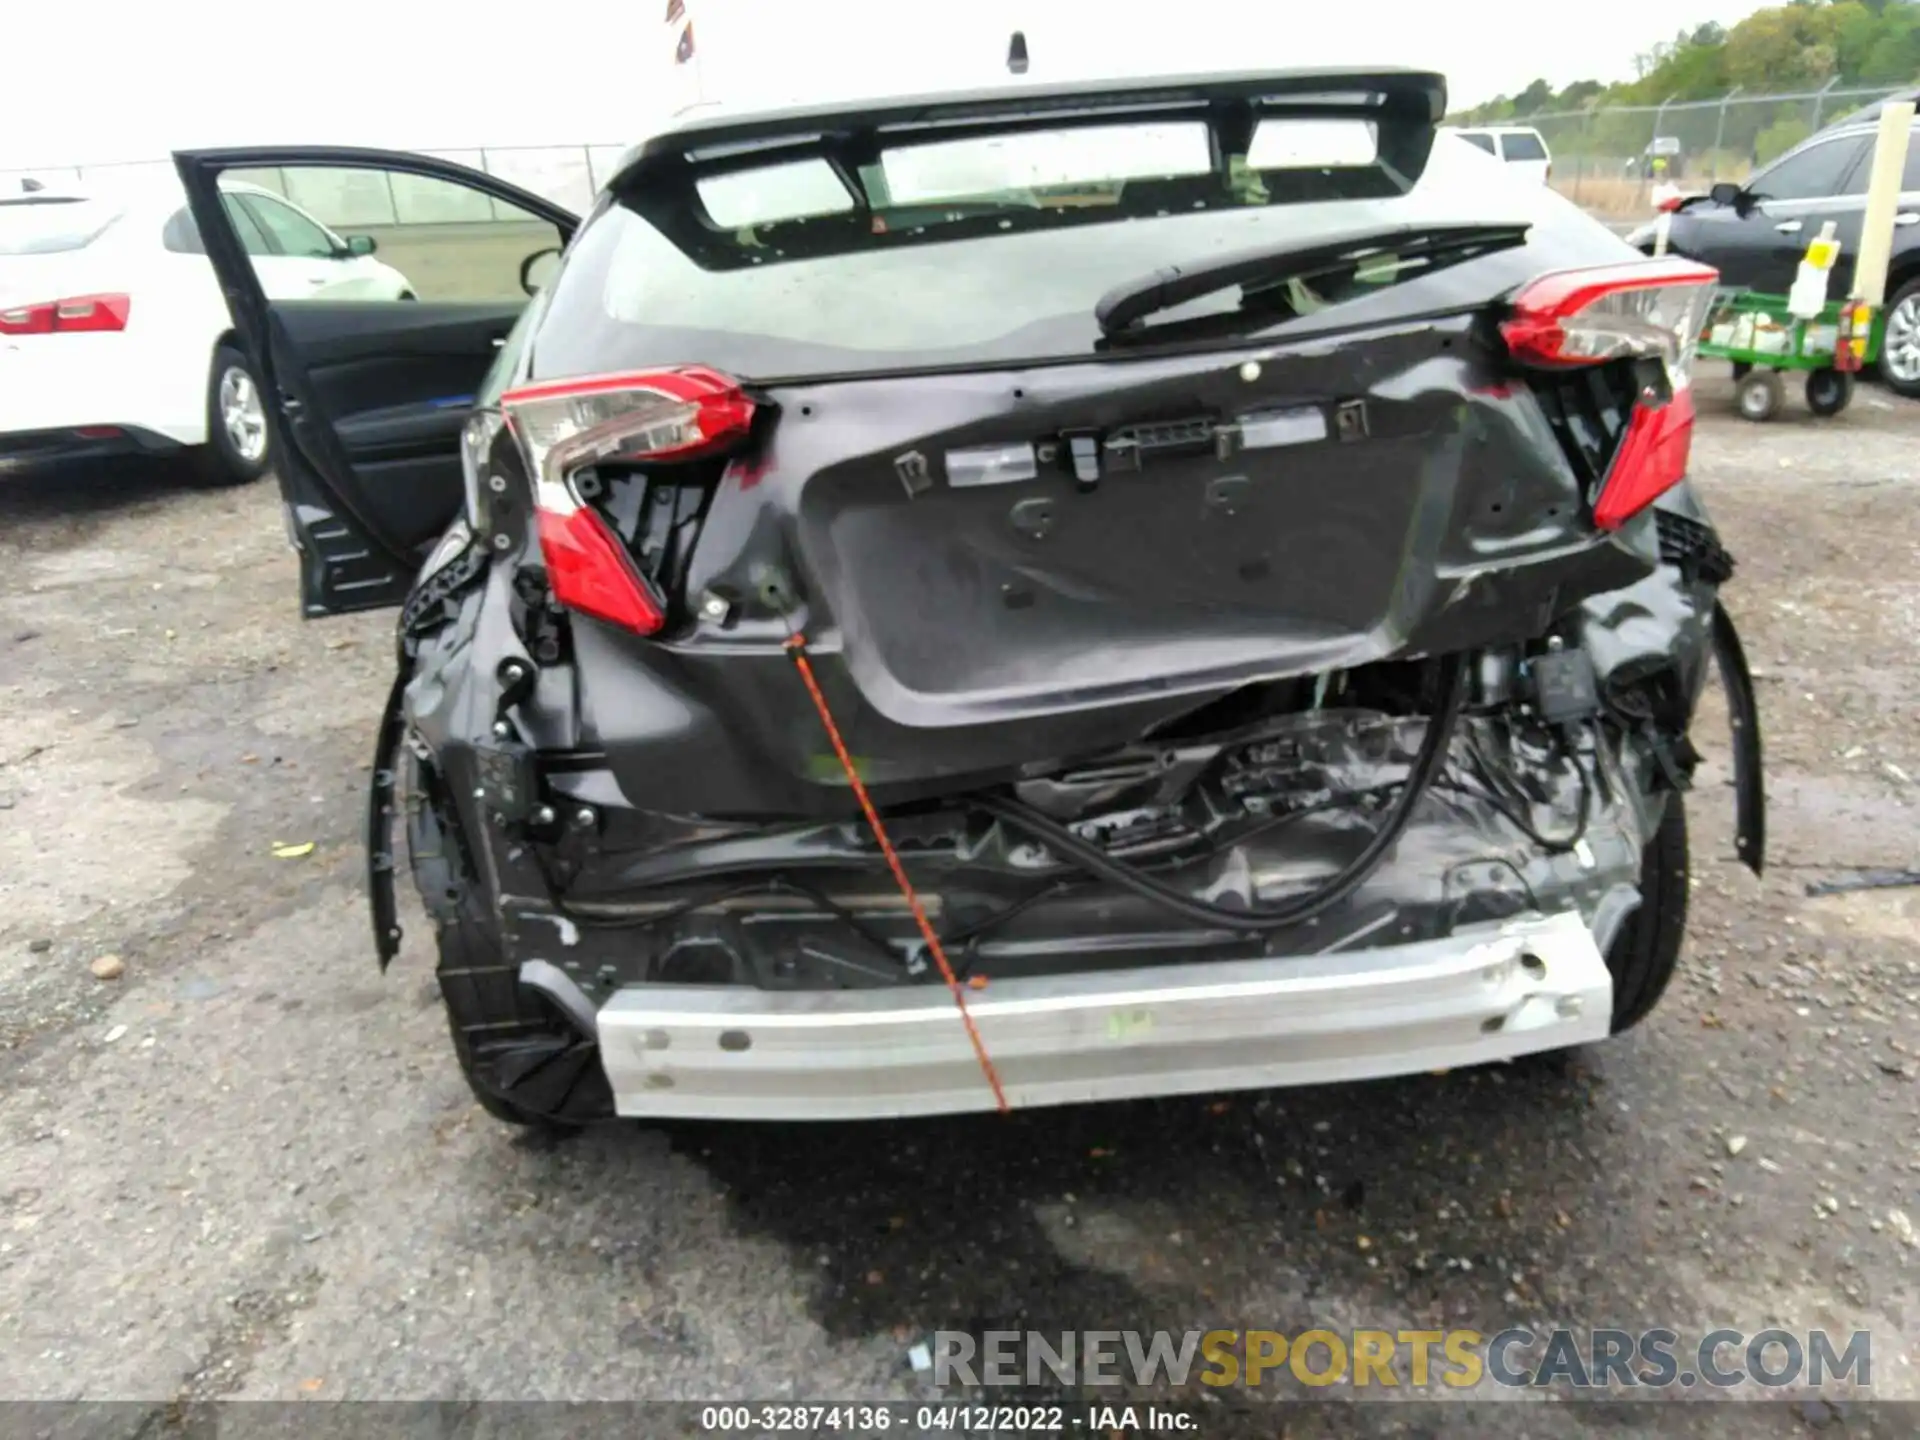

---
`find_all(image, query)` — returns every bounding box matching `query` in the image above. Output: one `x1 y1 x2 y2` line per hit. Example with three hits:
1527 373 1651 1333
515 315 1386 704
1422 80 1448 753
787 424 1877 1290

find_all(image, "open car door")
172 147 579 615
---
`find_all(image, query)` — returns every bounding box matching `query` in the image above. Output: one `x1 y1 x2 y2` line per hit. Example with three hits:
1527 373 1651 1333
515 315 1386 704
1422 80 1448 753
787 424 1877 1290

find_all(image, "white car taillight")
498 367 756 635
0 292 131 335
1501 257 1717 386
1501 258 1719 532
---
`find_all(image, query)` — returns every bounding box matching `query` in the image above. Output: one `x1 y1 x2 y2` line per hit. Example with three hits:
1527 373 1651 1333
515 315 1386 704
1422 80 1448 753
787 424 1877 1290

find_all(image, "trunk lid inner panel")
574 325 1650 810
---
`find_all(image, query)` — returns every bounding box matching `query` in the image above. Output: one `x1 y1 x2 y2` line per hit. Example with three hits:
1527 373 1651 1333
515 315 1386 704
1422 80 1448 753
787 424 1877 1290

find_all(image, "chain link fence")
6 85 1912 227
0 146 625 223
1521 84 1905 216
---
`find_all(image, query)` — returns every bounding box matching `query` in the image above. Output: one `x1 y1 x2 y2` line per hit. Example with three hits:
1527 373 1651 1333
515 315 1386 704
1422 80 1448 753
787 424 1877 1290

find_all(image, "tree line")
1453 0 1920 167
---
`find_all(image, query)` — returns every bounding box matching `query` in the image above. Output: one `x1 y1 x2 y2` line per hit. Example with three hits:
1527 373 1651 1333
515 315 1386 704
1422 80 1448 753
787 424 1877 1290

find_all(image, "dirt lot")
1 374 1917 1432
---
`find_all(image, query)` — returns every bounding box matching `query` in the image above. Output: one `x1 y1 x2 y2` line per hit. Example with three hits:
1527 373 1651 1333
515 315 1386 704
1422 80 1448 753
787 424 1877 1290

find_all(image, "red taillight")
0 292 131 336
1503 258 1718 530
499 367 756 635
1656 193 1685 214
1501 258 1717 369
533 507 670 635
1591 386 1695 530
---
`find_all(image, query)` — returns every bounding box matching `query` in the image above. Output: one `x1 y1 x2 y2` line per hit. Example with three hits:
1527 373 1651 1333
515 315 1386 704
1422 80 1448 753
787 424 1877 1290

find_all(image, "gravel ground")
0 374 1916 1434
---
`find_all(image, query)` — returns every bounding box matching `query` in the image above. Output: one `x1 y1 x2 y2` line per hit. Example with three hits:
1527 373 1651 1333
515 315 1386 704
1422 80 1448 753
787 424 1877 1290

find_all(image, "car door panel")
272 299 523 553
172 146 576 615
1671 205 1773 289
1741 136 1872 293
1757 198 1867 295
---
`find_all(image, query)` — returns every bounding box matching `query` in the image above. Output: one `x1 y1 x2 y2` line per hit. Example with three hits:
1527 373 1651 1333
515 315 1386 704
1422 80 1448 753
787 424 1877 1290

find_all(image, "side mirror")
1708 181 1743 209
341 234 378 257
520 246 563 295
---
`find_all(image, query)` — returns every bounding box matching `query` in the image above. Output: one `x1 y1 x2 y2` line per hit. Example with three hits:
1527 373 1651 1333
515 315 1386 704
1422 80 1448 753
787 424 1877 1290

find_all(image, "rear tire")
191 344 273 487
1876 277 1920 400
1605 801 1690 1034
412 768 613 1131
435 913 610 1133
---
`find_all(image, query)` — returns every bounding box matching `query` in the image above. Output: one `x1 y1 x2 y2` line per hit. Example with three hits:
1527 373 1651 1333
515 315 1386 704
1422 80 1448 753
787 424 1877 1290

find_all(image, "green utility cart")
1696 287 1885 422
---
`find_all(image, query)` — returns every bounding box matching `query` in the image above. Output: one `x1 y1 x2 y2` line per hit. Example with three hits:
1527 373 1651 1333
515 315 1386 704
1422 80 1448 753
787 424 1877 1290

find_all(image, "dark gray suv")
1629 106 1920 397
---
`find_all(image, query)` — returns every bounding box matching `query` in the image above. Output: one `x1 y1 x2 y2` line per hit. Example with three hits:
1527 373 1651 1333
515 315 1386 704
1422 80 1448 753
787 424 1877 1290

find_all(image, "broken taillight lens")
498 367 756 634
1502 258 1717 530
1502 258 1717 376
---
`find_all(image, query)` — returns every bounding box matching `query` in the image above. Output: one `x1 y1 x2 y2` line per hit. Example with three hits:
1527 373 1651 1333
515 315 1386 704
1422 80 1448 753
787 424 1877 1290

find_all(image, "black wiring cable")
552 787 1395 982
968 654 1468 934
547 657 1494 961
941 788 1401 975
1454 723 1594 853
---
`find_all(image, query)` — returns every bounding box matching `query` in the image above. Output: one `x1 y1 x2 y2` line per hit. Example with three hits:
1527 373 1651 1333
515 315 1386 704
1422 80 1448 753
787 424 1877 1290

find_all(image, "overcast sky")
0 0 1778 170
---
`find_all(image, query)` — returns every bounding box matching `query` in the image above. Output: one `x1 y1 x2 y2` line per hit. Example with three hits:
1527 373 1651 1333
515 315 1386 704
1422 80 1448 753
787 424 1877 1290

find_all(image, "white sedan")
0 178 413 485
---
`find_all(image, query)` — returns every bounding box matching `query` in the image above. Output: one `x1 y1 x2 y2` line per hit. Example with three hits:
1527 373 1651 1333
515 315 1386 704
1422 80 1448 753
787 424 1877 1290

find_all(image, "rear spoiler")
607 68 1447 270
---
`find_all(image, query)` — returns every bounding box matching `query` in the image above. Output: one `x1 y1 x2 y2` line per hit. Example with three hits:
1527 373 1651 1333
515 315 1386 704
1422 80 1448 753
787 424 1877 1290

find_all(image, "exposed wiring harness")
543 654 1605 975
1448 723 1593 854
968 654 1467 934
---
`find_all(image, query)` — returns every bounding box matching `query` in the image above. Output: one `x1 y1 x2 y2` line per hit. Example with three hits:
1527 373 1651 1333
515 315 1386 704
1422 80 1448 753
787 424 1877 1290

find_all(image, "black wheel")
411 763 613 1131
192 343 273 486
1729 361 1752 382
1877 275 1920 399
436 914 612 1132
1735 368 1784 422
1605 801 1690 1034
1804 367 1854 417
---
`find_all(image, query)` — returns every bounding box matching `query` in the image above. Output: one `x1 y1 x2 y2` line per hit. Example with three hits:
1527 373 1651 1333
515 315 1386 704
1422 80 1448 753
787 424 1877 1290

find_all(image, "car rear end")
0 191 198 471
388 71 1758 1125
1498 128 1553 186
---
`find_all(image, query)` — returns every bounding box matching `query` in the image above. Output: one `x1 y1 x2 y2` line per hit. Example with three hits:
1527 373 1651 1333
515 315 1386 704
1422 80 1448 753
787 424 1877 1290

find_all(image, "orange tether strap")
783 634 1010 1114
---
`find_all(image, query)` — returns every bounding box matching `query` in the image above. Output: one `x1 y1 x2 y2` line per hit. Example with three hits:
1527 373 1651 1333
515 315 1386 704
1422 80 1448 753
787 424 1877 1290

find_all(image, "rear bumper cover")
593 910 1613 1121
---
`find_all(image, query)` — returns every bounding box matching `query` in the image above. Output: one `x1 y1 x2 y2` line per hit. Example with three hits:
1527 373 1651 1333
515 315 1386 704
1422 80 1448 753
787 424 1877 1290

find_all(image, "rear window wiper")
1094 221 1531 338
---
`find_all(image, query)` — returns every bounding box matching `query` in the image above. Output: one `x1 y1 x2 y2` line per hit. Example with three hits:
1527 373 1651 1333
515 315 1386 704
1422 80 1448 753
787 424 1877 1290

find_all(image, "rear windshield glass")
0 198 121 256
535 113 1569 380
1502 132 1548 162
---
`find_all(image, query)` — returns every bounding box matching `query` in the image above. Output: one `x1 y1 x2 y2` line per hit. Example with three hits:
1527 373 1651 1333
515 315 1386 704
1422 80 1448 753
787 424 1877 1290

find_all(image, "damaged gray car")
173 68 1764 1128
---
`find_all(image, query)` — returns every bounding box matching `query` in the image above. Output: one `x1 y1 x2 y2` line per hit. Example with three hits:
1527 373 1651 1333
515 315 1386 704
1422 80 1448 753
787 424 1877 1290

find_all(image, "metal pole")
1644 94 1677 199
1810 77 1839 133
1710 87 1740 185
1578 105 1595 205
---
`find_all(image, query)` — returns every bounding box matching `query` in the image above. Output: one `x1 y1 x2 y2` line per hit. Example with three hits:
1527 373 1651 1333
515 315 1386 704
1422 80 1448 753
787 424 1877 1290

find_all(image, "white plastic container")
1786 220 1841 320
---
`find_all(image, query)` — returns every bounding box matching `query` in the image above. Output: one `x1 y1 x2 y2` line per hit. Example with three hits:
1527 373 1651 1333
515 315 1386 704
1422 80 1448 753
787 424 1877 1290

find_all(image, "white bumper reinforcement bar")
594 911 1614 1121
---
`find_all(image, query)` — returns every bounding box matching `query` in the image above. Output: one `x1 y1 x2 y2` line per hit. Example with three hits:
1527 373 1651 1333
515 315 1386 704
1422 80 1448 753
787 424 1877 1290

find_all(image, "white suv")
1447 126 1553 186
